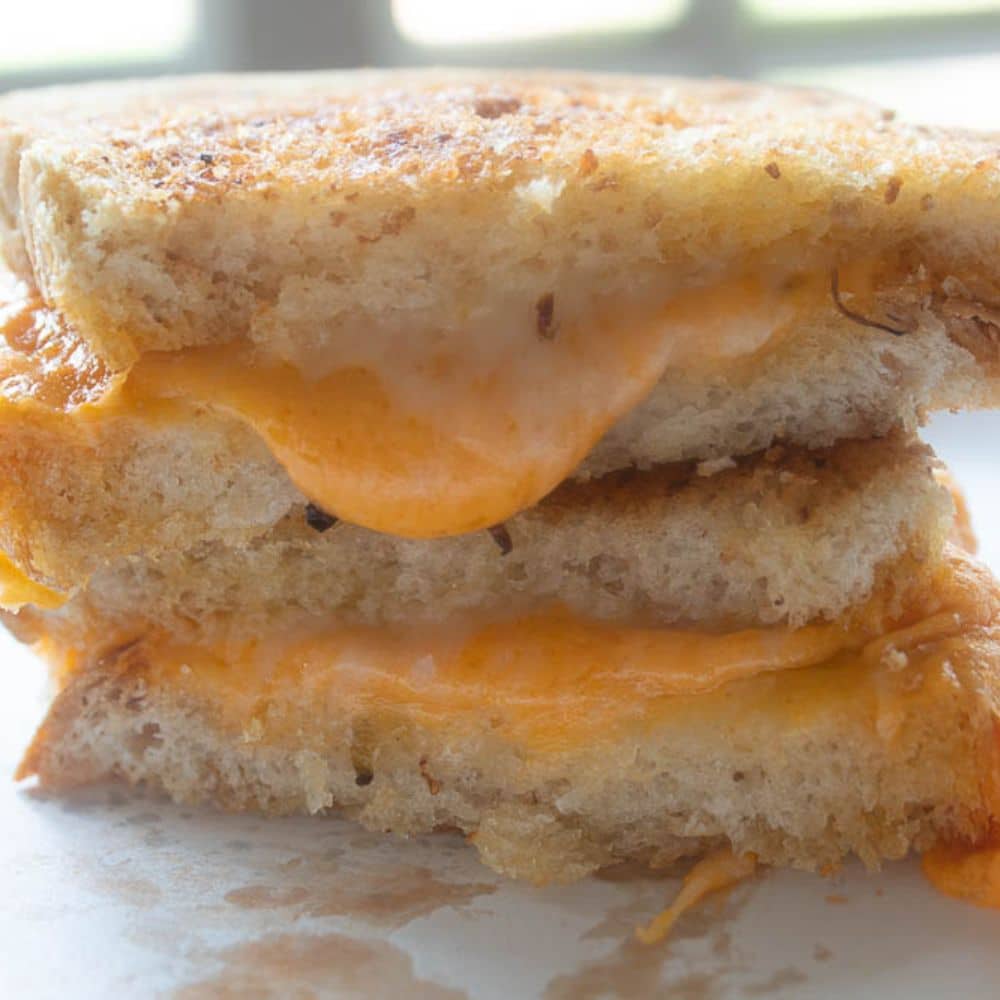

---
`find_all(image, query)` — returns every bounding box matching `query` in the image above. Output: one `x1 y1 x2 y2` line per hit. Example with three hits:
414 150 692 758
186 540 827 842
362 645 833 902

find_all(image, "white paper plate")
3 410 999 999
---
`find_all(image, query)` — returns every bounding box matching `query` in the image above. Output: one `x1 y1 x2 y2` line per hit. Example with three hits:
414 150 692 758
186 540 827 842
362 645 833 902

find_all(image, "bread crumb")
488 523 513 555
516 176 565 213
696 456 737 477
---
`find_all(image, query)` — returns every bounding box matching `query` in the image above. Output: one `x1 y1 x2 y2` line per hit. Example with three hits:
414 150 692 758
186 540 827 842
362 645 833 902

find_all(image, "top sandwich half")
1 69 1000 541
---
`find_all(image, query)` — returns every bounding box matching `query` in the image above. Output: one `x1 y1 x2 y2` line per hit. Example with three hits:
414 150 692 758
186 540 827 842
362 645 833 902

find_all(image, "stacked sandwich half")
2 71 1000 886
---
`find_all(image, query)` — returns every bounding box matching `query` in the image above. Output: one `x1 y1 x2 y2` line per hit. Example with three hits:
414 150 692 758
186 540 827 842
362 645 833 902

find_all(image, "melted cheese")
636 849 758 945
0 280 112 410
115 274 817 536
45 547 992 752
0 551 65 611
922 842 1000 909
0 268 835 537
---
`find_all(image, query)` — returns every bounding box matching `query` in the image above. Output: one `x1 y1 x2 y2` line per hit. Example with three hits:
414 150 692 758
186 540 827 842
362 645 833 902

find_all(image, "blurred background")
2 0 999 563
3 0 1000 129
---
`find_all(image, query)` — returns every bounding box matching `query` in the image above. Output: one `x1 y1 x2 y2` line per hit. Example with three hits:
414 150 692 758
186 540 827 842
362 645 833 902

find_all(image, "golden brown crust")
0 70 895 207
0 70 993 211
4 69 1000 366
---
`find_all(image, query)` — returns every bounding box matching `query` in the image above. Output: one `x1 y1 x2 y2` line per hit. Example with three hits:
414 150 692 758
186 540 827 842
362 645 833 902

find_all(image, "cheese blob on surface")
922 842 1000 909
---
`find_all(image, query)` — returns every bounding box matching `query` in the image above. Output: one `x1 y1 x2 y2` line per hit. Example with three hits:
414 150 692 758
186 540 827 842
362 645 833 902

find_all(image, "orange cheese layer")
0 265 875 537
41 548 999 752
0 551 64 611
922 842 1000 909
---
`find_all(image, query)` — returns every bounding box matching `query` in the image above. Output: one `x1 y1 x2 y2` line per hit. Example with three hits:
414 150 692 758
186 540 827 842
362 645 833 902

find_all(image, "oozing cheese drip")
636 849 758 945
0 269 832 537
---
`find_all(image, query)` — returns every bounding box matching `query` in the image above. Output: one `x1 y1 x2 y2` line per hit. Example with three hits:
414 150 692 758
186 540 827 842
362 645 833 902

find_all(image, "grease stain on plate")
174 931 467 999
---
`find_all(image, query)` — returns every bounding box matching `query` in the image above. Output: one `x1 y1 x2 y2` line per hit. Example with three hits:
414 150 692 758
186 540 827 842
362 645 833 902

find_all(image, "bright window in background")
0 0 197 73
392 0 687 46
771 53 1000 130
749 0 1000 20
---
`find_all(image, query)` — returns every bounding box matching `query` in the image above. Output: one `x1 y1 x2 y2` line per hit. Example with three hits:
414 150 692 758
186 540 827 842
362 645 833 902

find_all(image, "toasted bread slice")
16 545 1000 883
2 72 999 541
3 433 950 630
2 71 1000 370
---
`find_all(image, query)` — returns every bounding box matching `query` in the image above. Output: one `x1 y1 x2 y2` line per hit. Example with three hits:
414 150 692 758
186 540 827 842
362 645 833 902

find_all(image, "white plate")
3 410 999 999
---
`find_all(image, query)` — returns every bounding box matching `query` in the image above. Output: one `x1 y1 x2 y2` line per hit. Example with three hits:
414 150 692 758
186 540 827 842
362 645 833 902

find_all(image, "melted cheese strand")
635 849 758 945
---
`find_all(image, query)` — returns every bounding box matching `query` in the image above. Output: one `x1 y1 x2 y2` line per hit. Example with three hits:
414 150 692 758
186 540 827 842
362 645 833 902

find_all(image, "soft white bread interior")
5 434 951 632
0 406 300 593
17 546 1000 884
580 298 995 476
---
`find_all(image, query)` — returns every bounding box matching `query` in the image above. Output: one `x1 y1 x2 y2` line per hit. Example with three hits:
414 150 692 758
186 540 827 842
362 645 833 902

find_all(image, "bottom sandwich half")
12 538 1000 885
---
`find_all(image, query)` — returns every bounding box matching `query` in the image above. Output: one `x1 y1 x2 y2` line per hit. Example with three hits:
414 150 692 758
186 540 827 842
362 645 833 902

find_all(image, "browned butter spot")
91 872 163 908
175 931 466 999
224 885 311 910
303 864 495 929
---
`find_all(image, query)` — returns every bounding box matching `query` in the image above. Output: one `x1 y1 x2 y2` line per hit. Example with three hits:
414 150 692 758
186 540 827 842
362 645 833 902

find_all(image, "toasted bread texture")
1 72 999 553
5 434 950 631
17 547 1000 883
3 70 1000 372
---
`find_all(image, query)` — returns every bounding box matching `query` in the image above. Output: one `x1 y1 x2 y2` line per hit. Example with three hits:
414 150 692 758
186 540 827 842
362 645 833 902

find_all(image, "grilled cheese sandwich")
2 71 1000 907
